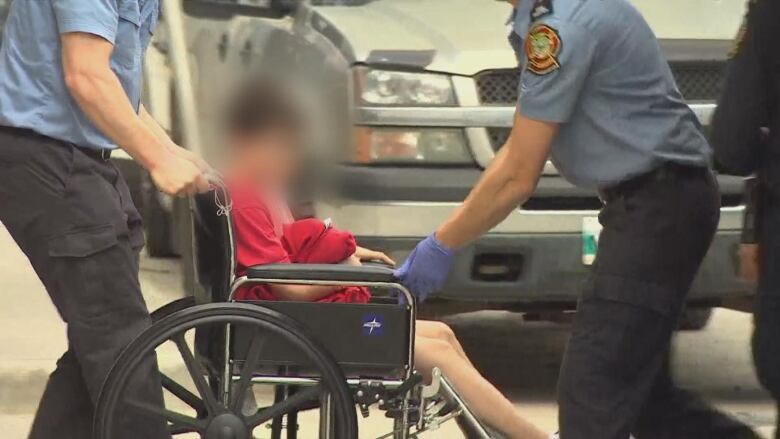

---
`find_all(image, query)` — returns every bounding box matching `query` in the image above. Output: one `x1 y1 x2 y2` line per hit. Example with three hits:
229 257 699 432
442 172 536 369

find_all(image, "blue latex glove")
394 234 455 302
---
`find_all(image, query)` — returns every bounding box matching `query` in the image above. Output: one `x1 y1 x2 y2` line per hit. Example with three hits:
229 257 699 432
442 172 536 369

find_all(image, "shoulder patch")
530 0 554 21
525 24 562 76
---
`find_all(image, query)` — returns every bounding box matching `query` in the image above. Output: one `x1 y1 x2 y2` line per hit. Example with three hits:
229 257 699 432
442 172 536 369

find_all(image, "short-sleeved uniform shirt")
0 0 160 151
511 0 712 189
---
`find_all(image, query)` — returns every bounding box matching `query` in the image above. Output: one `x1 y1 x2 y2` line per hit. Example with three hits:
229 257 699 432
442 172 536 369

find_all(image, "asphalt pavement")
0 226 775 438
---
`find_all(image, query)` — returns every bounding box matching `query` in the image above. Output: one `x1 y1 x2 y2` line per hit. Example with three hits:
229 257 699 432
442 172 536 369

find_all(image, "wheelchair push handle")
204 170 227 189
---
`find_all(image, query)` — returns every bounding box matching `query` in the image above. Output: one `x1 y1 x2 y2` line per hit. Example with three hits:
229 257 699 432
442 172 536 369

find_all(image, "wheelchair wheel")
94 303 358 439
151 296 197 323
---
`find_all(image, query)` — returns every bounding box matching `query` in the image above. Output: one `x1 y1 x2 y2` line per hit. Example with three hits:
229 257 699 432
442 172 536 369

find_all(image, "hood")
632 0 745 40
311 0 745 76
311 0 519 76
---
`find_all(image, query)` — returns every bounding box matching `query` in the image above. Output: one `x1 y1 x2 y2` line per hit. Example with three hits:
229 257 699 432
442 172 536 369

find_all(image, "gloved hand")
394 234 455 302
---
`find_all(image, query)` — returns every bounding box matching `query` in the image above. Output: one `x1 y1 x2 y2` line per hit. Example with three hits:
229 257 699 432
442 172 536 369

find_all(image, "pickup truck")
60 0 762 328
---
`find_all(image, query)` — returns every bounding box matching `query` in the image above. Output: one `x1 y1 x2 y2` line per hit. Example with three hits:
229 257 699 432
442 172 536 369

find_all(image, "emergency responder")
0 0 209 438
395 0 759 437
711 0 780 435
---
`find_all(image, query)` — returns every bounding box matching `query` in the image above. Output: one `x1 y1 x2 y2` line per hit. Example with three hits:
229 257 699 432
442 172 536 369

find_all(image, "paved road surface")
0 227 775 438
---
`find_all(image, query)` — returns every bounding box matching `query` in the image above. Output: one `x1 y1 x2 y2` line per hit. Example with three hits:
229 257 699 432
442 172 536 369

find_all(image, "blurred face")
229 129 301 191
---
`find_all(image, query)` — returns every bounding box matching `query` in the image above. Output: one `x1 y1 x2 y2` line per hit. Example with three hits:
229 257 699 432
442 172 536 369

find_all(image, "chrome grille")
670 62 725 101
475 70 521 105
487 127 511 152
475 61 726 106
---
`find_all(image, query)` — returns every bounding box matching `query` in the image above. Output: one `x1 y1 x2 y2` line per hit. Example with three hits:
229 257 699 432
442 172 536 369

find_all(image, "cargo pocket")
561 275 681 407
49 224 118 259
48 224 124 324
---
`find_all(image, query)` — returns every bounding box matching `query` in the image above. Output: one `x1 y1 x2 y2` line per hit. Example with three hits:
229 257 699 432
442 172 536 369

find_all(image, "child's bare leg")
415 336 547 439
416 321 471 364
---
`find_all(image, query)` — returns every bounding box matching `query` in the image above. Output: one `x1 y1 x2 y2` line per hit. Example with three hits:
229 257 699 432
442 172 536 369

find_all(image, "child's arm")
270 284 339 302
269 254 363 301
354 246 395 266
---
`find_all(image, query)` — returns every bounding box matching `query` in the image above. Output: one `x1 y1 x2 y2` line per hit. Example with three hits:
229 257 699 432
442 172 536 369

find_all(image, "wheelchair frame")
216 182 422 438
94 184 493 439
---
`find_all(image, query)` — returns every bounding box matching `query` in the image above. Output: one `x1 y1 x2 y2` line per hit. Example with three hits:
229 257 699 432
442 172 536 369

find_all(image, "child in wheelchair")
221 81 547 439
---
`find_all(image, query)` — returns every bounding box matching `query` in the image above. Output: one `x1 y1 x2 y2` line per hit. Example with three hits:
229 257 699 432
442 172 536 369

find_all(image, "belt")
78 146 113 161
598 162 710 203
0 125 113 161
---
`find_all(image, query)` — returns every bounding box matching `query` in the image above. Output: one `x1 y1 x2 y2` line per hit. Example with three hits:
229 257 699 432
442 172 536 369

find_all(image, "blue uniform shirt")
511 0 712 189
0 0 160 151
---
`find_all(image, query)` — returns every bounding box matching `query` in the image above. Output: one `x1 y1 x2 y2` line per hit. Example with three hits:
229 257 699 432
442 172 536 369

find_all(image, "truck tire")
141 172 176 257
679 307 714 331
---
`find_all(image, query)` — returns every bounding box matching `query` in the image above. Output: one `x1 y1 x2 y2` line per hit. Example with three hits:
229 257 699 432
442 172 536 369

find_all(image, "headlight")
355 68 456 106
354 128 472 165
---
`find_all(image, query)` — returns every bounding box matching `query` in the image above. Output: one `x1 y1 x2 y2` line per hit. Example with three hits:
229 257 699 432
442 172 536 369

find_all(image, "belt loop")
101 149 112 161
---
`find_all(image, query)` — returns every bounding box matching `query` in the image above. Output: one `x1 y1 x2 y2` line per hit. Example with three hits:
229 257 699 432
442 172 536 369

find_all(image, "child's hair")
226 78 303 139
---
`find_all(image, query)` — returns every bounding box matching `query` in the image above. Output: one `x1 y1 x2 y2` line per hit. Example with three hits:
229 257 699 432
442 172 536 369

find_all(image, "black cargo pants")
558 165 759 439
0 127 169 439
754 201 780 439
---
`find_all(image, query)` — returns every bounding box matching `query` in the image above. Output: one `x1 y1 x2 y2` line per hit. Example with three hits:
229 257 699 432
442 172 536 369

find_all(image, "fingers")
376 252 396 266
176 146 211 172
194 173 211 193
360 250 396 266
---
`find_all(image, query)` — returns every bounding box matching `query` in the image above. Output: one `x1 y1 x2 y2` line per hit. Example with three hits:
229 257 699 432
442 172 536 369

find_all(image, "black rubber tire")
150 296 196 323
94 303 358 439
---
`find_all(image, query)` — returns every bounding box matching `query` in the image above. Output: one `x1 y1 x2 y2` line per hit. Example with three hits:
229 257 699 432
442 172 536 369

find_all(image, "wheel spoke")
126 398 207 432
246 385 322 427
161 373 208 416
230 329 267 411
174 334 221 415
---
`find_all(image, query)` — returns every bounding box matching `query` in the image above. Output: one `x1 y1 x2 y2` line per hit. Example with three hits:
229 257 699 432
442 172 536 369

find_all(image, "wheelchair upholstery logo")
362 314 385 336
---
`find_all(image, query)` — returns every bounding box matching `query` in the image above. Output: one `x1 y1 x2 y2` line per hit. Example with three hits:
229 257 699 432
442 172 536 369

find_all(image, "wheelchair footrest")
419 368 494 439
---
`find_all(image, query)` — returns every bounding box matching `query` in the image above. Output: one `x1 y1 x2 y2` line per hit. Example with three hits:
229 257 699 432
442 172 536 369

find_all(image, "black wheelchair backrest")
191 187 236 304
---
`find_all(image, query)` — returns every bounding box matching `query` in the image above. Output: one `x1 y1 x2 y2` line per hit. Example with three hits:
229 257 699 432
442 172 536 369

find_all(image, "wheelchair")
93 183 495 439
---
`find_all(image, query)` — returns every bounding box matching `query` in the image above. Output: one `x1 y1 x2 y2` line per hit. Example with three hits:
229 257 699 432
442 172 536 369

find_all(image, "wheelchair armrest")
246 263 397 284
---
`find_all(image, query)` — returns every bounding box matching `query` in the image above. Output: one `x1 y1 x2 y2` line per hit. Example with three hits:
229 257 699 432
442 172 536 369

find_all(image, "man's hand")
394 234 454 301
355 246 396 266
738 243 760 286
170 144 210 172
149 150 210 196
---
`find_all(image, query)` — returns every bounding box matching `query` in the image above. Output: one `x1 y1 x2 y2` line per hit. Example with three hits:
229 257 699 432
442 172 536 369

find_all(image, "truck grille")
487 127 512 152
475 61 726 105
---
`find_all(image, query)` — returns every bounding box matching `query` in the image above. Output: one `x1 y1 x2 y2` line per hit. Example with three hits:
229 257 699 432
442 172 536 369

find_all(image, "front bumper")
318 199 750 306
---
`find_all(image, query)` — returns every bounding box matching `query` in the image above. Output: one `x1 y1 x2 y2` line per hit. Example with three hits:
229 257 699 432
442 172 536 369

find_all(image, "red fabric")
230 183 371 303
281 219 371 303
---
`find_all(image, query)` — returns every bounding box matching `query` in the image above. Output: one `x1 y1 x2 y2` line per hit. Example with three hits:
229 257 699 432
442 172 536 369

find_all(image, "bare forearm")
271 284 340 302
61 33 207 196
65 68 165 170
140 105 177 151
437 148 534 249
436 114 555 250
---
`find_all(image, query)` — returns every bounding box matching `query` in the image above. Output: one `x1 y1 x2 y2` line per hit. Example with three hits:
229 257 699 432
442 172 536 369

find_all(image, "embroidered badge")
530 0 554 21
525 24 562 75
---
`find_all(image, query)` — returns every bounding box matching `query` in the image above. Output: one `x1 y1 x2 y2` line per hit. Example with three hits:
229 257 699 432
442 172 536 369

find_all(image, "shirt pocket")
113 0 142 69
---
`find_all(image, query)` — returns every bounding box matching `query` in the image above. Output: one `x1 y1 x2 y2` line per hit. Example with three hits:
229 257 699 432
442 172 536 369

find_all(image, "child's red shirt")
230 183 371 303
